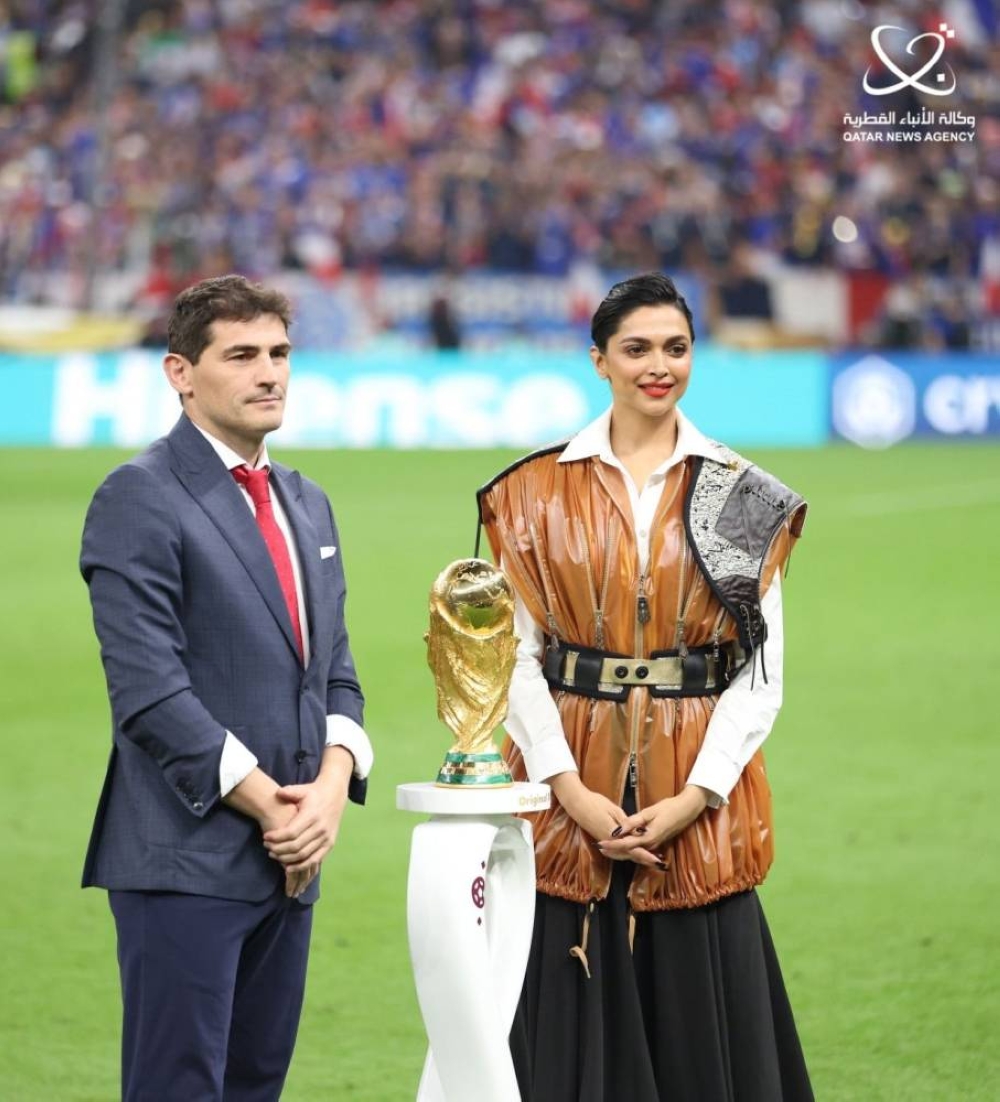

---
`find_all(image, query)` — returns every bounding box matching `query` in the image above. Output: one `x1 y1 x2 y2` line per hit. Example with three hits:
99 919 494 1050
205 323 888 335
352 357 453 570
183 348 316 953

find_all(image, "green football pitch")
1 443 997 1100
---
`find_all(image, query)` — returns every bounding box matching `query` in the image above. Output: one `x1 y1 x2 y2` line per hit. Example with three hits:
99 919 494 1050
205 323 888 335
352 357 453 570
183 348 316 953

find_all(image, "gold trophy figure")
426 559 517 787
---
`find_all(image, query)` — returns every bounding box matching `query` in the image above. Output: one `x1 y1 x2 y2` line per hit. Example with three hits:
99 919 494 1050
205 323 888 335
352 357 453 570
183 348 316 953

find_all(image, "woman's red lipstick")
640 382 673 397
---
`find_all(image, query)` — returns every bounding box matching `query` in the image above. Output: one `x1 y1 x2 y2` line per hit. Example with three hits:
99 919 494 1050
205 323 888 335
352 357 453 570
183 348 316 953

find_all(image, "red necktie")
232 465 304 661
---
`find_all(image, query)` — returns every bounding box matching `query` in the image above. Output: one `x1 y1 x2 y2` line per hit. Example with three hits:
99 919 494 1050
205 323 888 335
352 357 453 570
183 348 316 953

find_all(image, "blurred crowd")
1 0 998 348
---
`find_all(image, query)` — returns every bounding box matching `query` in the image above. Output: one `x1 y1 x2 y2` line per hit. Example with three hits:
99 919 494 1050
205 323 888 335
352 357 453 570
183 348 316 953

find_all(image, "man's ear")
163 352 193 398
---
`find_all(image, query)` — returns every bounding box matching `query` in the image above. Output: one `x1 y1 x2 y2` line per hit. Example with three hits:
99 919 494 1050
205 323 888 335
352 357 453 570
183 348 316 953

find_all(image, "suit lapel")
166 416 302 661
271 464 323 668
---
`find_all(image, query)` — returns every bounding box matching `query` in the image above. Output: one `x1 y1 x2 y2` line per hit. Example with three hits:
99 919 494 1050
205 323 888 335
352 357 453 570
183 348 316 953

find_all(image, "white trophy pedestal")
397 781 551 1102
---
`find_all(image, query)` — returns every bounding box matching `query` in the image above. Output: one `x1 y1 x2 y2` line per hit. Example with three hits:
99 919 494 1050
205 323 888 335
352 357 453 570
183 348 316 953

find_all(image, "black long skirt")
510 862 813 1102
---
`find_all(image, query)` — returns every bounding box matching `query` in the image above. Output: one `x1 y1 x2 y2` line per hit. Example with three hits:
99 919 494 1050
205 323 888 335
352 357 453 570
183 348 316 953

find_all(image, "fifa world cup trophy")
425 559 517 786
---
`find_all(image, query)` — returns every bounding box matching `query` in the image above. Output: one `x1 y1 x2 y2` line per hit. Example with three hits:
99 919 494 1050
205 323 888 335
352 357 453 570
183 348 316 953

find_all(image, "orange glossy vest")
479 447 805 912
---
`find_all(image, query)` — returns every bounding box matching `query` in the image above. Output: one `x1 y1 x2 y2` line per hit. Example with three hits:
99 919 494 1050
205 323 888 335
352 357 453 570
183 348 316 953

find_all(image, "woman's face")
590 303 693 421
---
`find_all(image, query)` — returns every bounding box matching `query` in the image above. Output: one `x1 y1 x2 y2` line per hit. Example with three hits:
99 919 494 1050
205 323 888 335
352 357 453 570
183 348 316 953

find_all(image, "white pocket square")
320 545 338 560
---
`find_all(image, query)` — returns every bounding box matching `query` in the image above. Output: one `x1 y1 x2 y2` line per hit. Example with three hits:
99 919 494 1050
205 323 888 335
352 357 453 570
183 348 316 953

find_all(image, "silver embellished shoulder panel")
685 444 806 647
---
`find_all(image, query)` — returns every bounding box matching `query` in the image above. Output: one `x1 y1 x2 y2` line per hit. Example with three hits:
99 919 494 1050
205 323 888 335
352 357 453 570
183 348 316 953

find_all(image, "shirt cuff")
325 714 374 780
521 737 578 785
685 745 743 808
219 731 258 797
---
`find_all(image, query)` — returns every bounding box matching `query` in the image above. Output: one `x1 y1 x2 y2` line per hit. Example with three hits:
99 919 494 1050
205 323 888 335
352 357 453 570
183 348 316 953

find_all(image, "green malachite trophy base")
435 751 513 788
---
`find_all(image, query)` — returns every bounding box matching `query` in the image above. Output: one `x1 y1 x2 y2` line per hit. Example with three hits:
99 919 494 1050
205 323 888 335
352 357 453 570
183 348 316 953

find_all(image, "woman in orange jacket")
478 272 813 1101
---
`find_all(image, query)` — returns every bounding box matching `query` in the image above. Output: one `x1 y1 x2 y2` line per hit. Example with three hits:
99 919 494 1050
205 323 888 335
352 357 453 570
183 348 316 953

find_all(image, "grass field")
1 441 998 1100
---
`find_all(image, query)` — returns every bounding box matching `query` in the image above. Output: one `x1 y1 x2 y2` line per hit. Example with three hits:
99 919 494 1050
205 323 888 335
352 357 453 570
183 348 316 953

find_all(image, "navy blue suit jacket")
80 414 365 904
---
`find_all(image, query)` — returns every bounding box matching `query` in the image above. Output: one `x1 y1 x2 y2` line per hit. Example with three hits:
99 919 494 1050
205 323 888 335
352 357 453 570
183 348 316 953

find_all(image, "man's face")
164 314 291 460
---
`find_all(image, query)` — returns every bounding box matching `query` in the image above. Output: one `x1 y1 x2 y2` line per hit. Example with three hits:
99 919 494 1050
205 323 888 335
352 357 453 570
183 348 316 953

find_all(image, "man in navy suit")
80 275 373 1100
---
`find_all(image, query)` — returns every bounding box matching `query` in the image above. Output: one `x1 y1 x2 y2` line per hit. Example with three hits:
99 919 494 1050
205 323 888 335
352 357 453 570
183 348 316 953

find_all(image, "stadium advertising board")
831 353 1000 447
0 347 827 449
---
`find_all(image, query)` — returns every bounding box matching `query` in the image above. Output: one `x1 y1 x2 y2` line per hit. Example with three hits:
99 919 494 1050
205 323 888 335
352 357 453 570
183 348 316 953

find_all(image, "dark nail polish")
656 860 669 872
611 826 623 838
634 827 647 835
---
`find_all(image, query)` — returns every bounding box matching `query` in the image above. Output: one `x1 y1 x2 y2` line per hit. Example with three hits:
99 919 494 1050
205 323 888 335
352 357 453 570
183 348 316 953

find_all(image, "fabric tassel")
569 901 596 979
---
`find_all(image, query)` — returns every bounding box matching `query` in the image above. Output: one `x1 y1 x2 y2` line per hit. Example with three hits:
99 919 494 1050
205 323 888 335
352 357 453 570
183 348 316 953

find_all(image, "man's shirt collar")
192 422 271 472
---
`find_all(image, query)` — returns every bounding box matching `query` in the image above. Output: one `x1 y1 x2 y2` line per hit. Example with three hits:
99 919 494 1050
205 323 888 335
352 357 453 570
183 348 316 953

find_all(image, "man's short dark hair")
167 275 293 364
590 272 695 352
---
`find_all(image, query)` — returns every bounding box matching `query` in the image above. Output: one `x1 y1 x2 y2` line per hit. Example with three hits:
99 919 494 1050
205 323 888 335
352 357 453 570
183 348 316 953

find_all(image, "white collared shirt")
503 407 783 806
193 424 373 792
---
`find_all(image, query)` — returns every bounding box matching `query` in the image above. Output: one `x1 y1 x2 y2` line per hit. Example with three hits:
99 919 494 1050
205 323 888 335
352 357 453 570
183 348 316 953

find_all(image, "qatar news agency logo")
843 22 976 144
864 22 956 96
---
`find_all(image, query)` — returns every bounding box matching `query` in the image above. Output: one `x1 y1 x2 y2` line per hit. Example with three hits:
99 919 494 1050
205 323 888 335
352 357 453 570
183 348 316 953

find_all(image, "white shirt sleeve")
503 578 578 784
219 719 373 796
685 575 784 807
325 714 374 779
219 731 259 797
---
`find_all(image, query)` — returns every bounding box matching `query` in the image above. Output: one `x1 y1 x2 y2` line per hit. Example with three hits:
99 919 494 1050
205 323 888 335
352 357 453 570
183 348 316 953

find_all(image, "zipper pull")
628 752 638 789
637 577 650 625
594 609 605 650
546 611 559 651
677 618 688 659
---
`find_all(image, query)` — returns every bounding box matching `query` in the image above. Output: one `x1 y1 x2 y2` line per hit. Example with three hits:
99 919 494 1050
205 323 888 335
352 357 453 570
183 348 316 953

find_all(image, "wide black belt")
541 639 748 701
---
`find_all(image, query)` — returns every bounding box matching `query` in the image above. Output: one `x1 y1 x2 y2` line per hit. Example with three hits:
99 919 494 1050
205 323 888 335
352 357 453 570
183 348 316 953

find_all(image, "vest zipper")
673 538 691 657
546 611 560 651
636 570 650 627
527 520 566 648
576 516 603 650
598 514 615 647
627 572 648 798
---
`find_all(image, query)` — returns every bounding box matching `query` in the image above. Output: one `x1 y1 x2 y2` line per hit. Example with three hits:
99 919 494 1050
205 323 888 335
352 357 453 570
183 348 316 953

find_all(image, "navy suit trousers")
109 889 313 1101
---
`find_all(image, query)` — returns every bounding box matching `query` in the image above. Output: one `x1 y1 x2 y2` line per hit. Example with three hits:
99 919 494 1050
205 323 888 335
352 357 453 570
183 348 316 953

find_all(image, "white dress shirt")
503 407 783 806
192 425 374 794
